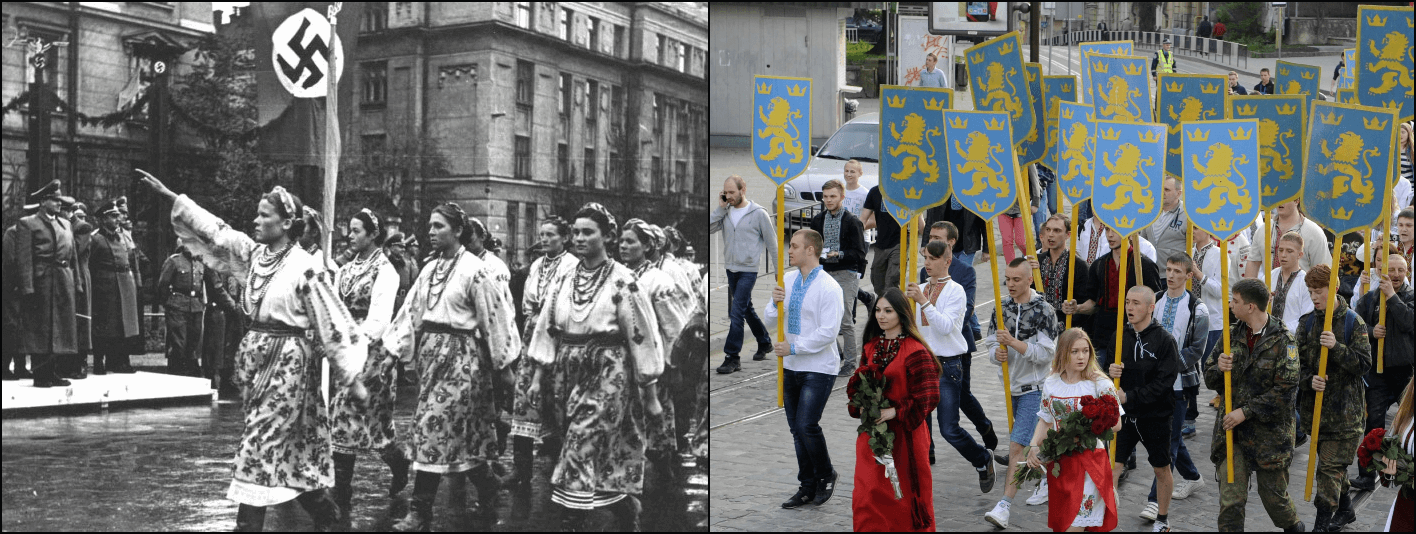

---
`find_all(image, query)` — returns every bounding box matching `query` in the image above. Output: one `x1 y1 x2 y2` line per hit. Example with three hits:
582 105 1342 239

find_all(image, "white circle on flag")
154 61 166 74
271 8 343 99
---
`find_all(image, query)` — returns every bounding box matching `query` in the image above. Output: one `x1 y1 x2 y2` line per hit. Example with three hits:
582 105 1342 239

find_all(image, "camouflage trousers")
1313 436 1360 510
1216 447 1300 532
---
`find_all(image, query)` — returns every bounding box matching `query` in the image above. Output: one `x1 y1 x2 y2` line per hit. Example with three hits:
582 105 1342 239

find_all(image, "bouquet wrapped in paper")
848 360 901 499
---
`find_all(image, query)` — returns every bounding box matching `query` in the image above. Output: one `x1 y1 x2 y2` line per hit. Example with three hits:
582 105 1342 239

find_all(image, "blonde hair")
1394 377 1415 445
1400 122 1414 153
1050 327 1108 382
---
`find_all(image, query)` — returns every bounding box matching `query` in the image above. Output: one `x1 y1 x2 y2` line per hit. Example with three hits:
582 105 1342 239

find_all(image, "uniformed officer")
1204 278 1305 532
202 267 240 387
1296 264 1370 531
90 198 142 374
157 237 217 376
16 180 80 388
1152 38 1177 80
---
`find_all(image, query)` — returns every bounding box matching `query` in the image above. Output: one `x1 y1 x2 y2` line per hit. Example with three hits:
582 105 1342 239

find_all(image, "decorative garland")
2 86 266 143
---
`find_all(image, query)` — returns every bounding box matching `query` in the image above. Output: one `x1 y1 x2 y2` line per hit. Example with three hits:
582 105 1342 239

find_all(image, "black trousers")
165 309 204 376
202 308 226 382
1366 364 1415 434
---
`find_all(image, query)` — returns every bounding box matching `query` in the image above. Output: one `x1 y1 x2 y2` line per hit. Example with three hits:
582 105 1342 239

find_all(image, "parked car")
847 16 883 43
781 113 880 243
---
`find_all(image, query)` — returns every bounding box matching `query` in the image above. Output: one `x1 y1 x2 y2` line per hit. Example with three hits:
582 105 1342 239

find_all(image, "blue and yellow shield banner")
753 75 812 185
1337 88 1357 104
1340 48 1356 90
1090 119 1167 238
1229 95 1306 208
1276 61 1320 106
945 109 1018 221
1055 101 1096 204
965 32 1034 146
1181 120 1262 241
1088 53 1152 123
1017 63 1048 168
1355 5 1414 123
878 85 953 214
886 202 915 225
1043 75 1078 172
1079 41 1133 105
1303 100 1399 236
1157 73 1227 178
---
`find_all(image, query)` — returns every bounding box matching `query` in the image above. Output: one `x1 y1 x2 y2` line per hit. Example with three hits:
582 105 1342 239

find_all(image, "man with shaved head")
1352 253 1414 491
1108 284 1182 529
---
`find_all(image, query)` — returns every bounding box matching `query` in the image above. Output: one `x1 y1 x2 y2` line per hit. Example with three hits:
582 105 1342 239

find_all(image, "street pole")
26 51 53 196
1030 1 1040 63
1275 6 1283 59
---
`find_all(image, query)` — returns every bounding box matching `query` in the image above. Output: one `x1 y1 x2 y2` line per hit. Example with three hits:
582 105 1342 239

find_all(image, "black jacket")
809 207 867 273
1115 320 1182 419
1084 250 1164 359
1355 282 1415 369
925 200 985 254
1253 81 1275 95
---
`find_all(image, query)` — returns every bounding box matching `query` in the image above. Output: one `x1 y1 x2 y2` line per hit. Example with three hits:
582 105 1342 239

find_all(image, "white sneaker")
1140 501 1159 521
984 500 1011 529
1172 476 1204 499
1152 520 1171 532
1025 478 1049 505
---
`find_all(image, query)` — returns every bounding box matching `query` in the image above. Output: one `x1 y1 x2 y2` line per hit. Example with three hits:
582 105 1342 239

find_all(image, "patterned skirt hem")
227 479 305 507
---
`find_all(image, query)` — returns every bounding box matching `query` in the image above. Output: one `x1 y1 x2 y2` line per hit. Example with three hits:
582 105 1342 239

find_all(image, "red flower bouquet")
1041 394 1120 476
1358 428 1414 489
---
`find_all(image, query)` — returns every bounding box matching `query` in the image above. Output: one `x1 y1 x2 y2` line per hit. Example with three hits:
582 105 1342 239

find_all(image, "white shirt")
1242 213 1266 270
1078 218 1158 265
1154 290 1203 389
843 184 869 217
915 277 969 357
765 266 843 375
1270 215 1333 272
1269 267 1315 334
729 203 750 227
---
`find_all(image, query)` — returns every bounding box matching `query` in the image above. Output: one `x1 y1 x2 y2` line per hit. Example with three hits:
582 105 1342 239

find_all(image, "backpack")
1301 307 1358 348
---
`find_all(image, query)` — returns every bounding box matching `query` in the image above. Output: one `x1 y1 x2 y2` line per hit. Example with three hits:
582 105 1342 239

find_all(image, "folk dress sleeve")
171 194 256 279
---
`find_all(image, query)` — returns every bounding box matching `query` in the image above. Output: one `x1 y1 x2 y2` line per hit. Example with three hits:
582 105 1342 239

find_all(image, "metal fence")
1060 30 1249 70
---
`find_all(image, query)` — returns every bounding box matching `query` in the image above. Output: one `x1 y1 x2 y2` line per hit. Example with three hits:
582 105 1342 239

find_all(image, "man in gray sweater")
1144 176 1190 268
711 175 780 374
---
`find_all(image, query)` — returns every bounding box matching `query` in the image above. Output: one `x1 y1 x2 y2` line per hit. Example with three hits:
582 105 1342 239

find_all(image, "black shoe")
1117 466 1131 485
981 423 1000 454
91 356 107 375
716 358 741 374
929 450 936 465
812 470 838 505
752 348 771 361
1332 492 1356 529
781 488 816 509
858 289 875 307
994 451 1010 466
34 377 71 388
1283 520 1306 532
1350 472 1376 491
979 461 996 493
1295 433 1309 448
1314 507 1332 533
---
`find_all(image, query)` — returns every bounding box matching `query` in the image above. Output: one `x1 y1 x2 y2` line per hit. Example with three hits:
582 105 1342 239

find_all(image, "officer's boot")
1284 519 1308 532
1331 490 1356 530
234 504 267 532
1314 502 1332 533
332 452 356 525
92 354 106 375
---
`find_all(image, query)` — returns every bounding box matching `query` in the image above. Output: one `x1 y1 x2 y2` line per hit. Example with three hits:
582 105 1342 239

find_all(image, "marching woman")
379 202 522 531
1026 327 1122 532
526 203 664 531
137 170 368 532
847 287 940 532
328 208 411 522
507 216 579 518
1383 378 1415 532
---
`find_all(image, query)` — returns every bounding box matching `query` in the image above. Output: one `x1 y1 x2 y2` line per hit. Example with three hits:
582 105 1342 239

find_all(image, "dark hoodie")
1115 319 1182 419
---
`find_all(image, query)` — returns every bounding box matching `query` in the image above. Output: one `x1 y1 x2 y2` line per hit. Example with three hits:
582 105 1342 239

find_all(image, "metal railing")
1062 30 1248 70
847 27 859 43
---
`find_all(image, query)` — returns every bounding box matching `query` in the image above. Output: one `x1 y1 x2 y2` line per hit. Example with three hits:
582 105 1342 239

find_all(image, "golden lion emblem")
1365 31 1413 96
1099 143 1155 212
956 131 1010 197
1167 96 1217 154
756 96 803 163
1317 131 1379 205
978 62 1025 120
1258 119 1296 181
888 113 942 183
1057 122 1093 186
1096 77 1142 122
1190 142 1253 215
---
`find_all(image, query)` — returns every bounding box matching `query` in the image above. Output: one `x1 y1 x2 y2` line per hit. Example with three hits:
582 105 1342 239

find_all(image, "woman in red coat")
847 288 940 532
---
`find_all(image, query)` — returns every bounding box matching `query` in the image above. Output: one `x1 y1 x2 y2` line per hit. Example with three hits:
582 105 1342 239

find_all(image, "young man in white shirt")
918 52 948 88
906 239 997 494
1252 200 1332 276
766 229 844 509
840 159 871 218
1077 215 1159 266
1270 231 1315 334
982 258 1060 528
1148 255 1210 515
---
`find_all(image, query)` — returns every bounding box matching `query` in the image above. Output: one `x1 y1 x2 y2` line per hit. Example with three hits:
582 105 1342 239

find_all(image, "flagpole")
1109 238 1129 465
1016 158 1044 290
1066 207 1079 329
1376 207 1392 373
1221 236 1234 483
777 186 785 408
321 2 343 404
987 216 1015 432
1304 234 1345 500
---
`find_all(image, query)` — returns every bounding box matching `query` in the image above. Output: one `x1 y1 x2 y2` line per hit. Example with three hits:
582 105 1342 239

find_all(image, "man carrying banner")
1030 214 1090 325
1270 232 1316 334
1066 225 1163 366
1108 285 1182 531
809 179 867 376
1295 264 1370 532
1076 216 1159 266
1265 200 1333 273
1204 279 1304 533
1145 177 1190 268
1352 254 1415 491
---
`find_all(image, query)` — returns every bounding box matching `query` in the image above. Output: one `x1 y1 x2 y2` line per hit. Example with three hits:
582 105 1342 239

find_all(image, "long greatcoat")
73 221 94 352
89 228 141 343
15 213 79 355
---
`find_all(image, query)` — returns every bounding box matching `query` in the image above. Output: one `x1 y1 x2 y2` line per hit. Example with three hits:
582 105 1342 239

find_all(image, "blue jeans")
1148 390 1202 502
933 357 992 467
783 369 837 489
1203 330 1222 373
724 270 772 360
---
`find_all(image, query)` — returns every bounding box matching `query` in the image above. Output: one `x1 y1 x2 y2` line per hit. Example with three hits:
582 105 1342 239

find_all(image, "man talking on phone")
711 175 779 374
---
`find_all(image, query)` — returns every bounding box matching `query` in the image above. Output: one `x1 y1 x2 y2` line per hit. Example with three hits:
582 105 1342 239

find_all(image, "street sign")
271 8 344 98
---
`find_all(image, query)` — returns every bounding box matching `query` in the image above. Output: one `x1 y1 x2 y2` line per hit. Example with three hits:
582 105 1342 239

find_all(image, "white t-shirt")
1269 267 1315 334
729 203 750 227
843 184 869 217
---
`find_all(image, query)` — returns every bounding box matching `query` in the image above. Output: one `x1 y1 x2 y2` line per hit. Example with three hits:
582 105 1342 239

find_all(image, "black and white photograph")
2 2 708 531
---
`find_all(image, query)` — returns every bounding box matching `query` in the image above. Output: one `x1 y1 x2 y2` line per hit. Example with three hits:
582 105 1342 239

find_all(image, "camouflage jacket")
1296 298 1371 441
1204 314 1300 470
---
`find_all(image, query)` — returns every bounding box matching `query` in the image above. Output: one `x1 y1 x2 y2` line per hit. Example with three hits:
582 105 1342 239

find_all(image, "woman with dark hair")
848 287 940 531
507 215 579 517
526 202 664 530
327 208 410 522
137 170 368 531
380 202 522 531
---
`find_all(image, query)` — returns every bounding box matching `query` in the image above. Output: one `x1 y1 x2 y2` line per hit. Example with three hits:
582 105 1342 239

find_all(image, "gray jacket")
710 201 778 274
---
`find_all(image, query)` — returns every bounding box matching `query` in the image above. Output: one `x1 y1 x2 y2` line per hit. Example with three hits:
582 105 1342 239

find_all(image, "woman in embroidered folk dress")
1026 327 1122 532
379 202 521 532
526 203 665 531
507 216 579 518
847 288 940 532
137 171 368 532
327 208 411 522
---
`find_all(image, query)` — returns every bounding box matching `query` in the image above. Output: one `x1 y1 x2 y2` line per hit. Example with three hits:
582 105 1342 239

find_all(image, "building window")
515 135 531 180
515 2 531 29
583 148 597 188
363 134 388 168
677 43 688 72
507 200 520 262
362 61 387 105
610 85 624 132
586 80 599 126
608 152 621 190
394 2 412 22
653 94 665 135
361 5 387 33
558 143 570 184
657 35 666 65
652 156 664 194
588 17 600 52
559 7 571 40
516 60 534 107
613 25 625 58
559 73 571 116
675 160 688 194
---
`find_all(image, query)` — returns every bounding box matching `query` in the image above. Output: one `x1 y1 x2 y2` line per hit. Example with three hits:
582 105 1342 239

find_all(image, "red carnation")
1090 418 1110 436
1363 428 1387 452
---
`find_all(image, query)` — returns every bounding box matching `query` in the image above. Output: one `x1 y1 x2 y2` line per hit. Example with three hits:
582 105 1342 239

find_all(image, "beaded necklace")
425 249 463 310
242 243 294 317
536 251 565 299
569 259 614 322
339 247 379 300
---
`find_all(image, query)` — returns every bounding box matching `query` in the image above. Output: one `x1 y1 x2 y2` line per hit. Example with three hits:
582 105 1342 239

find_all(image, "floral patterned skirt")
549 336 646 496
229 328 332 504
509 354 555 441
409 324 498 473
329 343 399 455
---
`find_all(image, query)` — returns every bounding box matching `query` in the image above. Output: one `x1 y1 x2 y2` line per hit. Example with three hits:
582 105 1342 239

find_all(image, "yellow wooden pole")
1264 210 1272 288
988 217 1015 431
1110 238 1129 465
1186 223 1194 291
1016 158 1045 290
1304 235 1346 500
1066 208 1079 330
777 187 786 408
1377 208 1392 373
1222 237 1234 483
900 216 910 295
902 213 915 308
